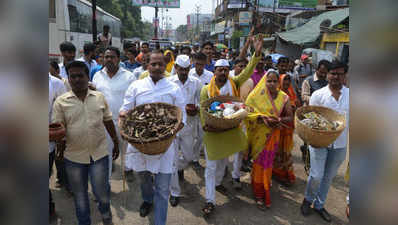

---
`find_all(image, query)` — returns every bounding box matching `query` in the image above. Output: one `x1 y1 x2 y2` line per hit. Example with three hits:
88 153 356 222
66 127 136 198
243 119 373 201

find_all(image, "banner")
132 0 180 8
239 11 252 26
258 0 317 10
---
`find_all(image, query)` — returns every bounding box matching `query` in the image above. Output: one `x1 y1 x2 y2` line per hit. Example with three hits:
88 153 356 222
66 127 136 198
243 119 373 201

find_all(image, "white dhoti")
170 116 196 197
192 116 203 162
204 147 228 204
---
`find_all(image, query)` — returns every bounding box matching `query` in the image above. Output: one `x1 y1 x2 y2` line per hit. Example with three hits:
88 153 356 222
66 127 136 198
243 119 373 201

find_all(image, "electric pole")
92 0 97 42
194 4 201 42
154 1 159 39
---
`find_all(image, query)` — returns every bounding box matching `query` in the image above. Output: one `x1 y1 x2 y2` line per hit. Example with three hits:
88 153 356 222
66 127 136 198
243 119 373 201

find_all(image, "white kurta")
92 67 136 173
120 76 186 174
188 68 214 86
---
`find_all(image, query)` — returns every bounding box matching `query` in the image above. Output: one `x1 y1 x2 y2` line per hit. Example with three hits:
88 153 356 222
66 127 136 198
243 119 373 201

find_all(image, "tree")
90 0 147 39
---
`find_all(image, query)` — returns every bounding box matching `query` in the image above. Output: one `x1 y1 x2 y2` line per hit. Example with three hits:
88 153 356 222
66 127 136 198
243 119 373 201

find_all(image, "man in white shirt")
77 42 98 75
119 50 186 225
168 55 202 207
49 74 66 221
92 46 136 183
189 52 214 169
301 61 349 223
58 41 76 79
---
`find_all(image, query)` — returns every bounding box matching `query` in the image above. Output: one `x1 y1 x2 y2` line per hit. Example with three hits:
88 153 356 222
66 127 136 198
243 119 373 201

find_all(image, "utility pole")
272 0 276 34
92 0 97 42
194 4 201 42
154 0 159 39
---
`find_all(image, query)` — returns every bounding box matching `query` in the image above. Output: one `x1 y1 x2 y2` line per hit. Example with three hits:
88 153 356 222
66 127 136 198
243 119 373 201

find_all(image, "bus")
148 39 173 50
49 0 121 61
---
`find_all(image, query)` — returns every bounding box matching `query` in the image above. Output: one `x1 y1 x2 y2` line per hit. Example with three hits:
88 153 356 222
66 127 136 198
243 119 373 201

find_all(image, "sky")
140 0 214 29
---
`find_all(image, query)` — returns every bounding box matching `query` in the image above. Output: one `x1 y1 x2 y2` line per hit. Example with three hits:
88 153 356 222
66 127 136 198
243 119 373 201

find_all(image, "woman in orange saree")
245 70 293 209
273 74 298 186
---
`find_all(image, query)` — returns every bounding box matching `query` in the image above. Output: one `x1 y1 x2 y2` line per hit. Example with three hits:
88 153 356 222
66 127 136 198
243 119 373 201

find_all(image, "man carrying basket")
199 34 264 216
300 61 349 223
119 50 186 225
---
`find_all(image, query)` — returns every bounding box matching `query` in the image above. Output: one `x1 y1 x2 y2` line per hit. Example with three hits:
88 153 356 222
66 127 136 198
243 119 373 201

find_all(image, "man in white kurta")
189 52 214 169
119 51 186 225
168 55 202 206
92 47 136 181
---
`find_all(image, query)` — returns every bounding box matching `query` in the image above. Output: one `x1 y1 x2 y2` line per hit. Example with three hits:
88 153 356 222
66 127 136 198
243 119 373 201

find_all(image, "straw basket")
119 103 182 155
295 106 346 148
201 95 245 131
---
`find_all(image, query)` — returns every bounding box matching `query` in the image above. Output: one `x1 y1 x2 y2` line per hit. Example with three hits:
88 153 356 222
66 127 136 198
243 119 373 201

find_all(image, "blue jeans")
138 171 171 225
304 146 347 210
65 156 111 225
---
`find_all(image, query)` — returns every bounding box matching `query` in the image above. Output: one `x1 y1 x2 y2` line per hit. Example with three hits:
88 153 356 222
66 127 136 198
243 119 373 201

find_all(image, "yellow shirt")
139 70 171 80
52 90 113 164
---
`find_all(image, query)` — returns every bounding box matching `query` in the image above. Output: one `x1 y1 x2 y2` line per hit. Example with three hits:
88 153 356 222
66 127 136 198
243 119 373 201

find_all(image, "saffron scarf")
208 76 239 98
164 50 175 73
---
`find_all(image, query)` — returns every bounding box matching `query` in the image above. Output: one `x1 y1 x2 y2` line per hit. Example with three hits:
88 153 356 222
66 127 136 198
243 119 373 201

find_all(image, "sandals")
256 199 266 211
202 202 215 217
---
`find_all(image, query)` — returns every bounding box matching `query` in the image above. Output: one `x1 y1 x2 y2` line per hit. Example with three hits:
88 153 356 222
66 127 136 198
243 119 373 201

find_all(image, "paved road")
50 134 349 225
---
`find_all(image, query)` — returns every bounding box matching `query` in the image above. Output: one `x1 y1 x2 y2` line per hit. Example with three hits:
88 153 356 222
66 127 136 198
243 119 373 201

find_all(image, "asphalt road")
50 134 349 225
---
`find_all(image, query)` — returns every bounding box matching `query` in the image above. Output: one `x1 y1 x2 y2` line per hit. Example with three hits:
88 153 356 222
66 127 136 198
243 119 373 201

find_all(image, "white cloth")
120 76 186 174
215 59 229 67
49 74 66 153
188 68 213 86
132 66 145 80
310 85 349 149
170 133 195 197
58 62 68 80
175 55 191 68
92 67 135 174
229 70 235 77
232 152 243 179
212 78 234 97
77 57 98 72
92 67 136 121
205 147 228 203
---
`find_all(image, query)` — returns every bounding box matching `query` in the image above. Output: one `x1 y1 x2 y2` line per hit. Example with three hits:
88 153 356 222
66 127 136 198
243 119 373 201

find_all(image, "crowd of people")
49 31 349 225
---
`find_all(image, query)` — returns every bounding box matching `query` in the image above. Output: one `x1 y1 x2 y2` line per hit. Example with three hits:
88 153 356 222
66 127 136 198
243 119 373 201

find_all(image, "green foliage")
231 30 243 49
90 0 151 39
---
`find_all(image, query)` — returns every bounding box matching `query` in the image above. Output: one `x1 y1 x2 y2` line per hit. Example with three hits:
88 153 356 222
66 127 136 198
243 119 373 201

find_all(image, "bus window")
49 0 56 19
68 3 79 32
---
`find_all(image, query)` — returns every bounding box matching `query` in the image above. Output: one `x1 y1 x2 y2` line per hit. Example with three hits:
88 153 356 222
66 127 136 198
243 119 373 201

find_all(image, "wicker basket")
201 95 245 131
119 103 182 155
295 106 346 148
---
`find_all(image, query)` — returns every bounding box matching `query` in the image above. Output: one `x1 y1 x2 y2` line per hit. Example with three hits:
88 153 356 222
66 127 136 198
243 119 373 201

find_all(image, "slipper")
202 202 215 217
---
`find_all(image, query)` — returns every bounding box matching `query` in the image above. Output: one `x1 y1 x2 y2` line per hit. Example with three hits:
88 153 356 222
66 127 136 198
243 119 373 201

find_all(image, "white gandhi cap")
175 55 191 68
214 59 229 67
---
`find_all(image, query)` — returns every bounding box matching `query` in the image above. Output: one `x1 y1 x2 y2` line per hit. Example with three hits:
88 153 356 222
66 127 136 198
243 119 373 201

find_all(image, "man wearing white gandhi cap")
168 55 202 206
199 34 264 216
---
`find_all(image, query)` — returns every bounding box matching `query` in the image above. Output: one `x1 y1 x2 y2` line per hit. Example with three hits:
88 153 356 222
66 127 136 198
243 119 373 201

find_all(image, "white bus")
49 0 121 61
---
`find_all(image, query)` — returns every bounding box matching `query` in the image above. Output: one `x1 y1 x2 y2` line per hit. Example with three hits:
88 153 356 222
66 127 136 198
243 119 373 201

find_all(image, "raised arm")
232 34 263 87
238 28 254 59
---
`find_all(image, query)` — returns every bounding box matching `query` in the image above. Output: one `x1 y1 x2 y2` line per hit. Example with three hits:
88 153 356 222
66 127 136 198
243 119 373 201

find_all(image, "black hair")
181 45 191 52
267 70 280 80
329 60 347 72
96 47 105 55
123 41 135 50
201 41 213 49
59 41 76 53
317 59 330 71
105 46 120 58
149 49 166 62
277 57 289 65
193 52 207 61
103 25 110 29
66 60 89 77
49 61 59 71
264 55 272 61
127 48 138 56
234 57 248 65
83 42 97 55
141 42 149 47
